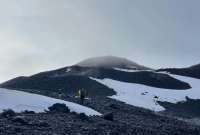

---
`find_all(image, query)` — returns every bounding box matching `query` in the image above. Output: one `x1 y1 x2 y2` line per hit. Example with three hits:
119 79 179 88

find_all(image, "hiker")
78 89 85 105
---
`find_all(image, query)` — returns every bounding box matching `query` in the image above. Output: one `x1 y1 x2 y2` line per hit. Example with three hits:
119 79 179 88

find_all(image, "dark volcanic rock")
0 74 115 97
1 109 16 118
158 97 200 118
22 110 36 114
103 112 114 121
109 103 120 109
78 67 191 90
12 116 29 125
157 64 200 79
0 97 200 135
36 120 49 127
78 113 89 121
48 103 70 113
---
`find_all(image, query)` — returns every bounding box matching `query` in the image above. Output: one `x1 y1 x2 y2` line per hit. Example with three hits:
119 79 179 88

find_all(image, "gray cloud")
0 0 200 82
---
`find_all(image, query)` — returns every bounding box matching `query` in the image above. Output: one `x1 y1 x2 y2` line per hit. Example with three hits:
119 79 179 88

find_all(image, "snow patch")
0 88 101 116
113 68 153 73
113 68 137 72
91 75 200 112
66 68 71 73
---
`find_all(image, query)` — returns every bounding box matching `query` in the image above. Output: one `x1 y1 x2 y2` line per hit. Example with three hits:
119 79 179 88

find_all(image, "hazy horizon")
0 0 200 82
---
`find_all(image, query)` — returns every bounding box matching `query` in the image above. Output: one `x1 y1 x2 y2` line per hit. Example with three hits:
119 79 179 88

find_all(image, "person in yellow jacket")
78 89 85 105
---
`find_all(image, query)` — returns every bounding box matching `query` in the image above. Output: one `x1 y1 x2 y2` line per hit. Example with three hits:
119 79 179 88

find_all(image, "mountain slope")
0 56 195 117
93 74 200 112
0 57 191 99
0 65 191 97
157 64 200 79
0 75 116 97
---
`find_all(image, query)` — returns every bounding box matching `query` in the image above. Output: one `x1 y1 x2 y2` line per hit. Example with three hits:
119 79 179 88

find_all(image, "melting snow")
113 68 153 73
91 74 200 112
113 68 138 72
0 88 101 116
66 68 71 73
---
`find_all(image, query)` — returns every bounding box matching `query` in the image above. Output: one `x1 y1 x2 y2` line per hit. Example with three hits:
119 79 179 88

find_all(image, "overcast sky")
0 0 200 82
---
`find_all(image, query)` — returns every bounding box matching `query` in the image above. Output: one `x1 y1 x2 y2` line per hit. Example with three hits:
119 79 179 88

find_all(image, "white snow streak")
0 88 101 116
91 74 200 112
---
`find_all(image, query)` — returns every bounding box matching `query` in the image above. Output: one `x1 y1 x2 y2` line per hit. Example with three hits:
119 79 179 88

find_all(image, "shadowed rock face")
0 75 116 97
157 64 200 79
158 97 200 118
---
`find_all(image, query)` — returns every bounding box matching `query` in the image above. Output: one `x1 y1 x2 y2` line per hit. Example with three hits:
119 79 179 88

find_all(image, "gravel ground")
0 96 200 135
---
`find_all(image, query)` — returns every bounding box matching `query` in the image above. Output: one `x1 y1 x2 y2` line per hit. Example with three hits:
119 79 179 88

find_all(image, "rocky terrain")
0 97 200 135
157 63 200 79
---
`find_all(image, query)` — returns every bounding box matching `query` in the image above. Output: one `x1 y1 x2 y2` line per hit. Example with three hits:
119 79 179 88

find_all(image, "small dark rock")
154 96 159 99
22 110 36 114
12 116 29 125
71 111 78 115
1 109 16 118
109 104 119 109
103 112 114 121
78 113 89 121
37 120 49 127
48 103 70 113
13 127 22 133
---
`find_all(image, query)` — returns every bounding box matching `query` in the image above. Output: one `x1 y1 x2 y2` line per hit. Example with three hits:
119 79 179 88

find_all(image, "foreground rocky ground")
0 96 200 135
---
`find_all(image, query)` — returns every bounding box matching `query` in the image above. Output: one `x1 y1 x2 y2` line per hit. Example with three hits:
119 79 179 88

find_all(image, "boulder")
1 109 16 118
103 112 114 121
48 103 70 113
12 116 29 125
78 113 89 121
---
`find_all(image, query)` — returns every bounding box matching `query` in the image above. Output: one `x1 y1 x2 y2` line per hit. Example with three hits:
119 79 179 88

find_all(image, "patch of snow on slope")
113 68 153 72
92 75 200 112
0 88 101 116
66 68 71 73
113 68 137 72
